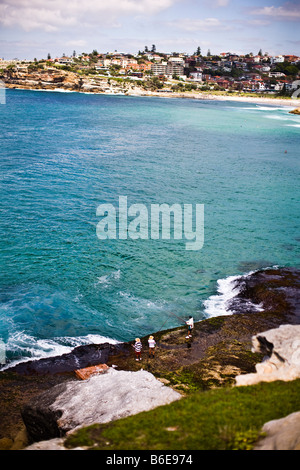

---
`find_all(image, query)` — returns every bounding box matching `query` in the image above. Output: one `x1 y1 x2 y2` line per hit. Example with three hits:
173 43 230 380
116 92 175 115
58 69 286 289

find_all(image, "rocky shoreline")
0 266 299 450
1 66 299 108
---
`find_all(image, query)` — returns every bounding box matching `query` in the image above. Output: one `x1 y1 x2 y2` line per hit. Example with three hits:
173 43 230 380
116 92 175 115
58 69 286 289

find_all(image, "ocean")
0 89 299 368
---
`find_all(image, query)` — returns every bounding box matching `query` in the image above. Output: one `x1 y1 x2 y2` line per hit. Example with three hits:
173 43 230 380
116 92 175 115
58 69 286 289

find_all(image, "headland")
1 64 299 108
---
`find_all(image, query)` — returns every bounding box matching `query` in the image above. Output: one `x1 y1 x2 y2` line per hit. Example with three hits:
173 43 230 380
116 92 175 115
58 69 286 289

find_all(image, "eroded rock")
236 324 300 386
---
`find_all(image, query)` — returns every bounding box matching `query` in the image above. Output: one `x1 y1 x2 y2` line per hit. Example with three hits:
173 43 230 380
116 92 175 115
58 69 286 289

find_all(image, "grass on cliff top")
65 379 300 451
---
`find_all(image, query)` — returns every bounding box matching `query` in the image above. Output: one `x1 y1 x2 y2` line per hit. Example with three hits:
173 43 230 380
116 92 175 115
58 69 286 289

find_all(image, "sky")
0 0 299 60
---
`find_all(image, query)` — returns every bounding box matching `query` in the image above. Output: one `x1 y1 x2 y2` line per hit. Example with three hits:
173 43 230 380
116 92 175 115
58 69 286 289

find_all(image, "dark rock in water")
227 267 300 321
7 342 130 376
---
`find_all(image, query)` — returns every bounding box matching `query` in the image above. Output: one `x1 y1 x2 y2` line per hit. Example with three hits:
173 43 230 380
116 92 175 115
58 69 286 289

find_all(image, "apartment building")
151 59 184 77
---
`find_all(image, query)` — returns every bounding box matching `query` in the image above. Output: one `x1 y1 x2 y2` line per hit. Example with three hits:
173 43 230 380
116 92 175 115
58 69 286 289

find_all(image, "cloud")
251 2 300 21
213 0 230 6
168 17 228 32
65 39 88 48
0 0 175 31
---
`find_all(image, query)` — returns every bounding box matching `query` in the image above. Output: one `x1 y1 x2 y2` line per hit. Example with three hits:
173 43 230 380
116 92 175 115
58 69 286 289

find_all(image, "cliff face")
1 66 79 91
0 66 143 95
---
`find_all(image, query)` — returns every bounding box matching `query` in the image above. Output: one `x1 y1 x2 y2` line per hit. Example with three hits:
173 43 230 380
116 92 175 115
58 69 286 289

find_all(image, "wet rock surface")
7 343 129 376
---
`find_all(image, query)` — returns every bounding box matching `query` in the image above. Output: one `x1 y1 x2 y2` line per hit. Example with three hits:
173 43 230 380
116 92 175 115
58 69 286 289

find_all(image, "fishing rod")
169 311 186 323
157 311 186 333
157 316 170 333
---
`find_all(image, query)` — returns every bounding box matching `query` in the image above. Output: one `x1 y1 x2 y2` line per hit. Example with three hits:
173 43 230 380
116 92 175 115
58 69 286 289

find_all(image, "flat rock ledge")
22 369 181 445
235 324 300 386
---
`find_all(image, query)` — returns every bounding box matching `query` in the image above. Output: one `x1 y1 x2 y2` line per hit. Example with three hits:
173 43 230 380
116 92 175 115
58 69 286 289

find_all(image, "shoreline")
0 266 290 373
5 83 300 108
127 89 299 107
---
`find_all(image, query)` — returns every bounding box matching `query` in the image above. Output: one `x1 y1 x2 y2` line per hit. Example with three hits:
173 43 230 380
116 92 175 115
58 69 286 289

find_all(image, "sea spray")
203 271 264 318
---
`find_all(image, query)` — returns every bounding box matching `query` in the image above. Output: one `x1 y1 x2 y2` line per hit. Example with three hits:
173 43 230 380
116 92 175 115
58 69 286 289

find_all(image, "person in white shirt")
186 316 194 338
148 335 156 358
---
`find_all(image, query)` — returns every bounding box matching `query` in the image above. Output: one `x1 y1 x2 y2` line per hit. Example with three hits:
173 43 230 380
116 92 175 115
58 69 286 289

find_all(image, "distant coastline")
2 65 299 109
5 82 300 108
128 89 300 107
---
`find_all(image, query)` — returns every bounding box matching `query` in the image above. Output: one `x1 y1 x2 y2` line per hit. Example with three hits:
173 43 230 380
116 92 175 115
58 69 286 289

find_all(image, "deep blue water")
0 89 299 366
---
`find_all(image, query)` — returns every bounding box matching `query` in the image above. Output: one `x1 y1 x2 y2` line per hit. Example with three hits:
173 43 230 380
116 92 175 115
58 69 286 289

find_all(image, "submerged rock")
22 369 181 443
235 324 300 386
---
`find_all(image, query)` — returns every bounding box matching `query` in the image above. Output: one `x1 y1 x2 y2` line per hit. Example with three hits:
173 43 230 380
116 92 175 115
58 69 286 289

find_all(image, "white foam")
94 269 121 287
0 331 120 371
118 290 166 310
203 274 242 317
255 106 287 111
265 114 295 121
203 269 266 318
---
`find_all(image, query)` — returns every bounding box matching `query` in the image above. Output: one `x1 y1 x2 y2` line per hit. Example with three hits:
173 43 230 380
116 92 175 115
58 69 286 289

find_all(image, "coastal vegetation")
64 379 300 450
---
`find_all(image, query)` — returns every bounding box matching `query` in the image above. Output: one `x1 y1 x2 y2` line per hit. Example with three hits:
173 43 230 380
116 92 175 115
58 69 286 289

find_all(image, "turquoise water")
0 89 299 366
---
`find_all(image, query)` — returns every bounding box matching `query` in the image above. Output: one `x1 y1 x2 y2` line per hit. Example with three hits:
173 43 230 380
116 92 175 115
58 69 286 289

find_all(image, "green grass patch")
65 379 300 450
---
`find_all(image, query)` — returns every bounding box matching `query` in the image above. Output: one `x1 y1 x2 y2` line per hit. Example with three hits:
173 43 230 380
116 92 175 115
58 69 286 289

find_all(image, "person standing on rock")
148 335 156 358
133 338 143 361
186 316 194 338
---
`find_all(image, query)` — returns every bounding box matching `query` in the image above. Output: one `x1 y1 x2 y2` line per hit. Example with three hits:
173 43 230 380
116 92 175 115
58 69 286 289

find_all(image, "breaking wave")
203 270 264 318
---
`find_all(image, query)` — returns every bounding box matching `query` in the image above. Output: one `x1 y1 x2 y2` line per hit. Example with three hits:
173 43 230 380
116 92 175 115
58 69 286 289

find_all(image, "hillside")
1 64 299 106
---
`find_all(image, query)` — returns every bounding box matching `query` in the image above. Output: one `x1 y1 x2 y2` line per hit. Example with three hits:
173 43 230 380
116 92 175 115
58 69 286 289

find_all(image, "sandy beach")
4 80 300 109
127 88 300 108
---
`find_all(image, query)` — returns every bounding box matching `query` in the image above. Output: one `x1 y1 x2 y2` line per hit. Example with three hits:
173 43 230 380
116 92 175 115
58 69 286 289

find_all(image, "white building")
270 56 285 64
189 71 203 81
